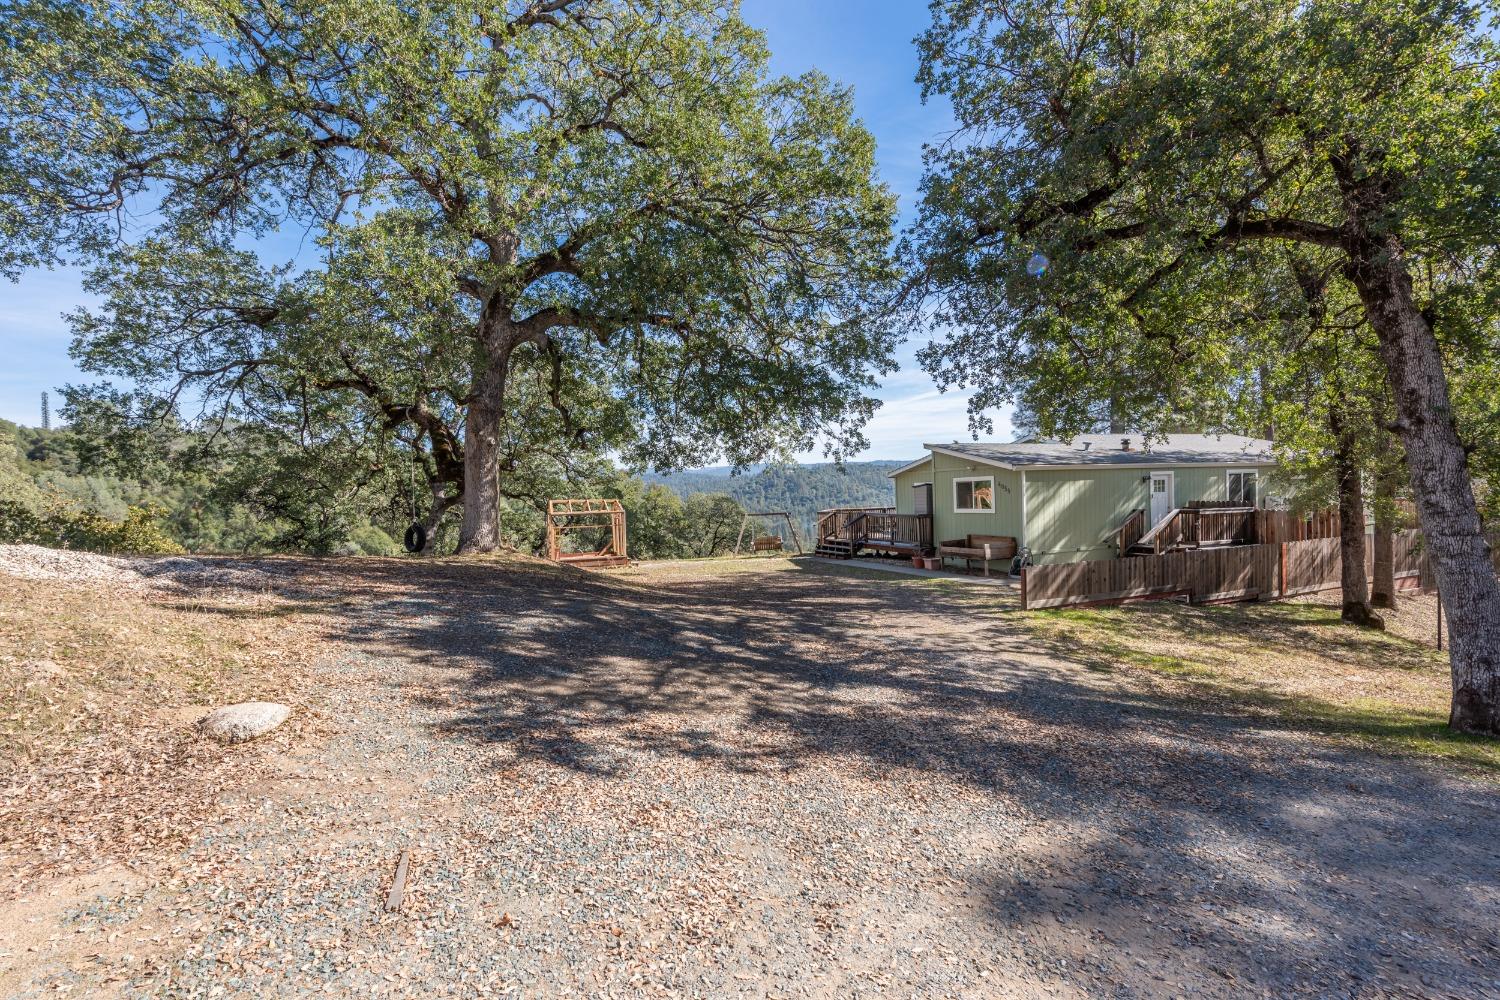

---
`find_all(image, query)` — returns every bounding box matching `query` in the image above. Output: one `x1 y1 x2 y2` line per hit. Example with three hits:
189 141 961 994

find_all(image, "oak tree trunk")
1371 463 1399 610
1343 226 1500 734
415 483 459 557
458 346 511 554
1329 402 1380 628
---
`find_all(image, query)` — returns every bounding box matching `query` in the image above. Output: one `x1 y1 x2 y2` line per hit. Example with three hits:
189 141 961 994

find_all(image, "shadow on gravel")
319 558 1500 997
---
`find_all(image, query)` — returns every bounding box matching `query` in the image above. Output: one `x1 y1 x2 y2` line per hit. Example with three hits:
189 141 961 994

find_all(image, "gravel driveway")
16 556 1500 998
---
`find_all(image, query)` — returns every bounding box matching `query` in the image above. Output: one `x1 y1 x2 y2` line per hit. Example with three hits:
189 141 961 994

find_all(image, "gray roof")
921 434 1276 469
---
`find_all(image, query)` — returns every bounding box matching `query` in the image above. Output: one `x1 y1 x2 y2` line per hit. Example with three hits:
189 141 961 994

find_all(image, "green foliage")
1449 331 1500 529
678 493 751 558
905 0 1499 438
341 525 400 558
2 0 901 550
0 494 184 554
498 470 754 560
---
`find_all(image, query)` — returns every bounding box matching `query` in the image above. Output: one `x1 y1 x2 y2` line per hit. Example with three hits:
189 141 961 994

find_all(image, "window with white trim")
1227 469 1259 506
953 476 995 513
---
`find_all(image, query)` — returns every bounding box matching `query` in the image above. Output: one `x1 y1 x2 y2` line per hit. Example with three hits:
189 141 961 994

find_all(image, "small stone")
25 658 65 679
199 702 291 743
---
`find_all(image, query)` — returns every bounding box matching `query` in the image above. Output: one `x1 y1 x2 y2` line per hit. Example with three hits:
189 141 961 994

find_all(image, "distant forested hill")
645 461 904 541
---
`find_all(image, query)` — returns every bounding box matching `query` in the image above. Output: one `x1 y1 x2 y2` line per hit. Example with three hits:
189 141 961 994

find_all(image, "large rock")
199 702 291 744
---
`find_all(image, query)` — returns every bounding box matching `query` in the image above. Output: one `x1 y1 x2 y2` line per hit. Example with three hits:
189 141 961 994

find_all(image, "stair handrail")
1136 507 1196 554
1116 508 1147 554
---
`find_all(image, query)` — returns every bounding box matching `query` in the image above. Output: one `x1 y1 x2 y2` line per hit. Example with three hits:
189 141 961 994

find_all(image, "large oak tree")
904 0 1500 732
1 0 898 551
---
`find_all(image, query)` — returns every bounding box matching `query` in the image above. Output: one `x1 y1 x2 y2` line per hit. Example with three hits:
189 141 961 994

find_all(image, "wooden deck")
814 507 933 560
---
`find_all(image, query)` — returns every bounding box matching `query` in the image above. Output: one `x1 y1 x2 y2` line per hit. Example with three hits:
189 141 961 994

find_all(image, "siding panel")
891 460 932 516
930 452 1023 545
1025 464 1268 564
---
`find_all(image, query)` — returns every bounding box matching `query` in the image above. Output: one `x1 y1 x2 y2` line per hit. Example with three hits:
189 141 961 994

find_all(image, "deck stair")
814 537 859 559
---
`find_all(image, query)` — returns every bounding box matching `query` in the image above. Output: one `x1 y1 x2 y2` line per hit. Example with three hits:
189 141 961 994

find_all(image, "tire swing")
402 461 427 554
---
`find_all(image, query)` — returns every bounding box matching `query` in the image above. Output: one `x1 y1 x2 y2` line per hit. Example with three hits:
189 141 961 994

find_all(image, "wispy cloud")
801 388 1014 462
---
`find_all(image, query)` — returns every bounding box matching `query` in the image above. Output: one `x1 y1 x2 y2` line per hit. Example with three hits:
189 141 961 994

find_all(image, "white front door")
1149 472 1174 525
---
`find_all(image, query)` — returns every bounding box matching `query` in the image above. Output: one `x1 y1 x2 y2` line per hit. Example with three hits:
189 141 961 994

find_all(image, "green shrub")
0 495 185 555
340 524 399 557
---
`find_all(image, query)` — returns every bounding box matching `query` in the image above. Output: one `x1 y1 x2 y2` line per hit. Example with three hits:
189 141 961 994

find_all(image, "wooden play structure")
545 499 630 568
733 511 804 556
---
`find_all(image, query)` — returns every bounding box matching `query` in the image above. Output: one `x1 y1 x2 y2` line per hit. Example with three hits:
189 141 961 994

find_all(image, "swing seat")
751 535 784 552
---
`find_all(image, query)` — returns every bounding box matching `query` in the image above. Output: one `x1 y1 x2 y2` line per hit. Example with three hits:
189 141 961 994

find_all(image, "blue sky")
0 0 1010 460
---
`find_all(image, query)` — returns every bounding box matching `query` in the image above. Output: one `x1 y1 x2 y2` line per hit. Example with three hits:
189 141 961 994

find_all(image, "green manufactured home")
880 435 1276 565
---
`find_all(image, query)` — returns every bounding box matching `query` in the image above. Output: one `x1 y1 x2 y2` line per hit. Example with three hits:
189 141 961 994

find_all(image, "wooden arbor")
545 499 629 568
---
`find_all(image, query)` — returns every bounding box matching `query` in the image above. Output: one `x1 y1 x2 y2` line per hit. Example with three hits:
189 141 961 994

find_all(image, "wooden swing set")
545 499 630 569
732 510 804 556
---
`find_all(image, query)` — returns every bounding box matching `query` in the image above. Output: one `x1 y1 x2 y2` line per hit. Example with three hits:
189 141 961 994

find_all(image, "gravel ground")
6 556 1498 998
0 544 282 596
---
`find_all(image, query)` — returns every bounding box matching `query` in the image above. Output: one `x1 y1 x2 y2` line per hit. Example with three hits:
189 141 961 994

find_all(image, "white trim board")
1226 468 1260 504
885 456 935 479
924 445 1017 471
1017 459 1277 471
1019 469 1029 547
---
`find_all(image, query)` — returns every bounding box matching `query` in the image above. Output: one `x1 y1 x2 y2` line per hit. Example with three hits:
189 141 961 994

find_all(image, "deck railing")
1118 505 1344 558
1135 506 1257 555
816 506 894 542
859 511 934 551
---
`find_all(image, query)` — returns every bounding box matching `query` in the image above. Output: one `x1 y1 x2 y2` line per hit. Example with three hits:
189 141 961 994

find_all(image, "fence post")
1020 566 1028 609
1279 542 1287 597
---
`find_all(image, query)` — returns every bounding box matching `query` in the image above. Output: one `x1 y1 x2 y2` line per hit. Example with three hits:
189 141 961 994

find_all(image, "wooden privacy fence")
1278 530 1430 596
1022 529 1443 610
1024 545 1277 609
1254 509 1343 546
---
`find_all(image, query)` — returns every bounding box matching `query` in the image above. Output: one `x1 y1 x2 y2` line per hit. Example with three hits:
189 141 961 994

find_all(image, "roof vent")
1120 437 1132 451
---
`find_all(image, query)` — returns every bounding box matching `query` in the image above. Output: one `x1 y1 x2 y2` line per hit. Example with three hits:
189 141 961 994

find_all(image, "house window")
1227 469 1259 506
953 476 995 513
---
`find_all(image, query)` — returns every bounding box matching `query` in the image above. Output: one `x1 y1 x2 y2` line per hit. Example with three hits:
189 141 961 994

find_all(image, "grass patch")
1030 593 1498 776
1123 650 1217 677
1270 695 1500 771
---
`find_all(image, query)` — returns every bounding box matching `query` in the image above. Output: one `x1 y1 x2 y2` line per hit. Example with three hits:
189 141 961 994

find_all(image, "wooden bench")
937 534 1017 576
751 535 784 553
